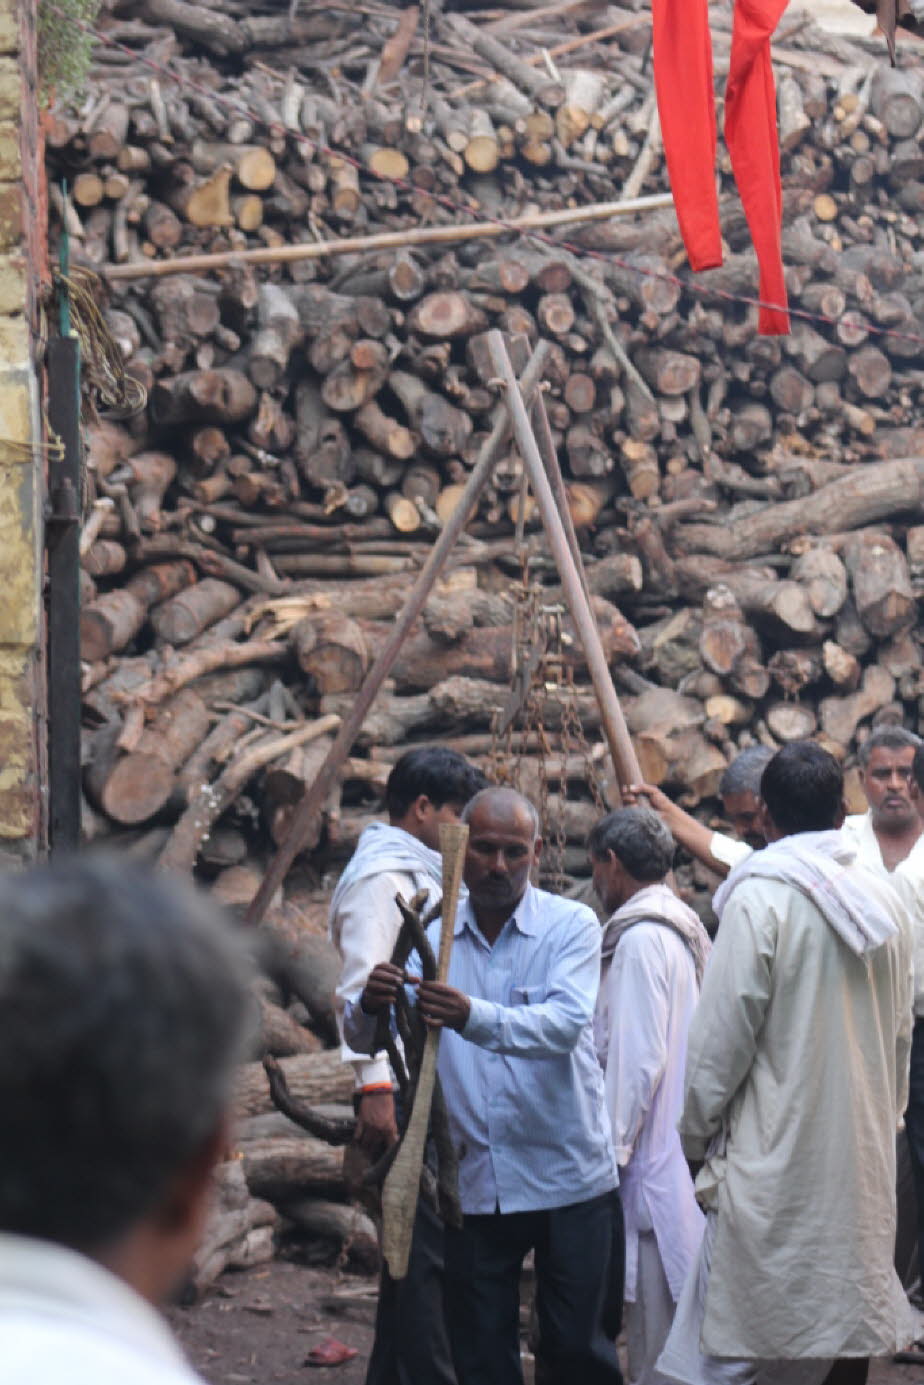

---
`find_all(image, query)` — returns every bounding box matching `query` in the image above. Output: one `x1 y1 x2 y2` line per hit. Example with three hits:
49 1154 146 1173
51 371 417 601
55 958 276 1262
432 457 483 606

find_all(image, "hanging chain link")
490 546 606 890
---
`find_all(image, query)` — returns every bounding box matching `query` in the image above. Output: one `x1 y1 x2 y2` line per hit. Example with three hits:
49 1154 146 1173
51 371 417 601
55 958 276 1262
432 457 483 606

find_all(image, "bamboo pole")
486 330 641 792
103 195 674 282
244 342 550 928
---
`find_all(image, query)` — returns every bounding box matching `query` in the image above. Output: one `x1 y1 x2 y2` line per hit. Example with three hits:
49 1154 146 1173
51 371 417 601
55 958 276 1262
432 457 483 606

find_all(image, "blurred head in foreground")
0 855 252 1306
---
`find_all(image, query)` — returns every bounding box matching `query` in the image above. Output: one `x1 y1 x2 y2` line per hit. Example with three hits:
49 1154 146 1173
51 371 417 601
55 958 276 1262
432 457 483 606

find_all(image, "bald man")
349 787 624 1385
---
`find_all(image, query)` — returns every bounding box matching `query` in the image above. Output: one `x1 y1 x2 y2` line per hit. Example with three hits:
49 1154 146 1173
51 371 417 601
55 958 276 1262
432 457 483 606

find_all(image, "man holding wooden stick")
350 786 624 1385
330 746 486 1385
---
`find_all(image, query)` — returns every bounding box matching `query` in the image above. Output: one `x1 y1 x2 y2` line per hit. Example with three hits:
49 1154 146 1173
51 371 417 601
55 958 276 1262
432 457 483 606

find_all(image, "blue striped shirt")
346 884 617 1214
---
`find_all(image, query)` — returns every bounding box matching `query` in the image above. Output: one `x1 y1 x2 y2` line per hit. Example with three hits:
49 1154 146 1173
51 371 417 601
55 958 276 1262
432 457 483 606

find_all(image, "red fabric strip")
724 0 791 335
651 0 723 272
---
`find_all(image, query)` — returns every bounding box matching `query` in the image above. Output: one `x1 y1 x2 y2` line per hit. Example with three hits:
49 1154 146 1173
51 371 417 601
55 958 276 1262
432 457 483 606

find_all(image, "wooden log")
355 399 416 459
407 292 489 339
150 578 242 646
843 531 915 637
791 548 848 618
81 560 196 662
675 556 819 639
870 66 923 138
674 458 924 561
234 1051 355 1119
698 586 769 700
387 371 472 457
292 613 370 694
819 665 896 747
444 12 564 107
190 139 277 189
240 1136 344 1203
823 639 861 692
766 702 817 742
248 283 303 392
169 166 234 228
152 369 257 426
84 687 210 825
190 1159 277 1297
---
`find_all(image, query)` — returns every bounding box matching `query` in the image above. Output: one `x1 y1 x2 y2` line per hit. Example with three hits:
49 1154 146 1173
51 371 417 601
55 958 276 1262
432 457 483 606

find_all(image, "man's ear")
533 836 543 860
412 793 432 823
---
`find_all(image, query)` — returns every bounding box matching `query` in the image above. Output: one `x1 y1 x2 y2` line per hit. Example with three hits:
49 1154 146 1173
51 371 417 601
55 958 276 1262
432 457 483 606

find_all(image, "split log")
152 369 258 426
674 459 924 561
240 1136 344 1202
819 664 896 747
292 613 370 694
234 1051 356 1119
150 578 242 645
84 687 211 825
81 560 197 662
843 531 915 637
189 1159 277 1298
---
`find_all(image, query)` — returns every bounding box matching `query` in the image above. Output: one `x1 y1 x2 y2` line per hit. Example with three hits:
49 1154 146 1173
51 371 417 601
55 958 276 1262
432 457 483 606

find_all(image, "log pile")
48 0 924 1276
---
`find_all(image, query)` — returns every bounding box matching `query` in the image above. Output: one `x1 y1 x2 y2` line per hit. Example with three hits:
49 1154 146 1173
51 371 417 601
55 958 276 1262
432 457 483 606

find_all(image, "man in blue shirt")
350 786 623 1385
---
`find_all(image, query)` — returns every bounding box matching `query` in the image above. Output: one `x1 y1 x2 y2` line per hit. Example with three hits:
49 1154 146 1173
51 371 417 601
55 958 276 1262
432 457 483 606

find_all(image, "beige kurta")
679 869 914 1361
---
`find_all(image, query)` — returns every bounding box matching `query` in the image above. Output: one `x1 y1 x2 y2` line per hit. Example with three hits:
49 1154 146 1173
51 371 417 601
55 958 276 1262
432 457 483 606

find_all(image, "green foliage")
37 0 101 102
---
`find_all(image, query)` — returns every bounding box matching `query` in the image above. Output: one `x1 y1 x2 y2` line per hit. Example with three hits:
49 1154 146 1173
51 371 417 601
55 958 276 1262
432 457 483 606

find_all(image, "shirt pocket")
509 983 550 1006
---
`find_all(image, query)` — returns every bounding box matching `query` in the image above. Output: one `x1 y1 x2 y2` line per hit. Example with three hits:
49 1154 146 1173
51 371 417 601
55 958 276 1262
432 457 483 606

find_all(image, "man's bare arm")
624 782 732 877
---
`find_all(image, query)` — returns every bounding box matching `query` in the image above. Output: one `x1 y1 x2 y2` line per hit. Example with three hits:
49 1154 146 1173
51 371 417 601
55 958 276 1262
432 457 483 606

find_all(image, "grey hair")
461 786 540 840
719 746 775 798
857 725 921 767
587 807 675 883
0 855 253 1253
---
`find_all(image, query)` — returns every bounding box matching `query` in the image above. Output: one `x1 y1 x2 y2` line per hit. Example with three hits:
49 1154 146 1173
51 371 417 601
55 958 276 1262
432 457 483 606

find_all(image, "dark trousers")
904 1017 924 1283
444 1189 625 1385
823 1361 869 1385
365 1191 456 1385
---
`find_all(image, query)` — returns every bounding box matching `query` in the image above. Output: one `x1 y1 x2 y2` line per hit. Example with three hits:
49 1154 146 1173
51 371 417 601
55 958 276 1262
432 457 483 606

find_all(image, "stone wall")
0 0 46 859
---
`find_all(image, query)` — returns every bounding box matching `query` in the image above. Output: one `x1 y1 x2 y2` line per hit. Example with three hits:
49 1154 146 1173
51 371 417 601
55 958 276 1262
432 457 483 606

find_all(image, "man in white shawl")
329 746 486 1385
659 741 914 1385
589 807 711 1385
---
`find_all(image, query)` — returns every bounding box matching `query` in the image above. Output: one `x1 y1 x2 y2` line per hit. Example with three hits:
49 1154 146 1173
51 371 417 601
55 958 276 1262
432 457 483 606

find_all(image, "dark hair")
857 725 921 768
760 741 843 835
0 856 252 1253
719 745 775 798
385 747 487 819
912 743 924 793
587 806 674 882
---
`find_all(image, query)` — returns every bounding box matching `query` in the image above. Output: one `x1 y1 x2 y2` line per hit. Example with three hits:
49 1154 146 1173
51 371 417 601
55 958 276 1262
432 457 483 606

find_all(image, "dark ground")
168 1258 924 1384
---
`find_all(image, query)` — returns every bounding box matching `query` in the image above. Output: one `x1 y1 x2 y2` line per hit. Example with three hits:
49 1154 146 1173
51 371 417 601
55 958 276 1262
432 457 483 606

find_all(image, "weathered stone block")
0 121 19 180
0 0 19 57
0 180 21 250
0 58 18 119
0 363 34 447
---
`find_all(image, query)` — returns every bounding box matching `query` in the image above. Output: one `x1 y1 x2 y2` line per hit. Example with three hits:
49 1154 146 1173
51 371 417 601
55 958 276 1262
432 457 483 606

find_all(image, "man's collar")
455 883 538 936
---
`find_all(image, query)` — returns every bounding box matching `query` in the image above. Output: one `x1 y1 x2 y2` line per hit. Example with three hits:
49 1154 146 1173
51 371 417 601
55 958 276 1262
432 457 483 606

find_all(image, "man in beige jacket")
659 741 914 1385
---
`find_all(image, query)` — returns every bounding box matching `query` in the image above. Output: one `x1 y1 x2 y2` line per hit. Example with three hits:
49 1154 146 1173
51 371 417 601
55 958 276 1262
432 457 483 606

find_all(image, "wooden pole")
381 821 468 1279
531 389 594 612
103 194 674 282
486 330 642 791
244 342 550 928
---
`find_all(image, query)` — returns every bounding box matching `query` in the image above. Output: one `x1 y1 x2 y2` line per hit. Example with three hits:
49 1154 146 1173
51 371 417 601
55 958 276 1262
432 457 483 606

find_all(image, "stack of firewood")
48 0 924 1276
61 0 924 879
